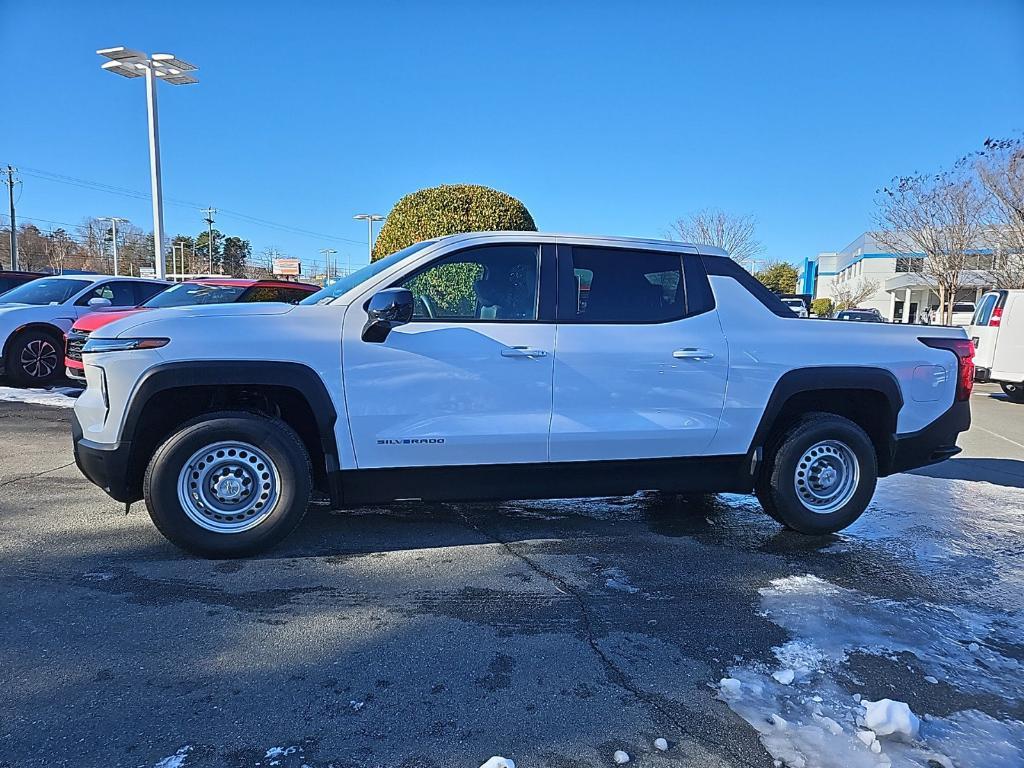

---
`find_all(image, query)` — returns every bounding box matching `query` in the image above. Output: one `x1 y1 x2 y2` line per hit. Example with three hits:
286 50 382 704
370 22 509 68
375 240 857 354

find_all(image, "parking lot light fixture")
97 46 199 279
353 213 384 270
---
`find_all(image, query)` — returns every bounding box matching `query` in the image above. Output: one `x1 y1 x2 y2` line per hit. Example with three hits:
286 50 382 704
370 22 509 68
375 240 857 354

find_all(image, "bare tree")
831 278 879 311
669 208 762 267
46 229 76 274
874 161 989 325
976 137 1024 289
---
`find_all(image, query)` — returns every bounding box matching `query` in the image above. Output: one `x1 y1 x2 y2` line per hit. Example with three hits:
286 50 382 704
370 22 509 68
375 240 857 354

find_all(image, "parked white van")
970 290 1024 402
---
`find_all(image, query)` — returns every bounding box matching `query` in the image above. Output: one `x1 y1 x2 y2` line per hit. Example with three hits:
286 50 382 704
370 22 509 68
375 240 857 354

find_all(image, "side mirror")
87 297 112 309
361 288 414 342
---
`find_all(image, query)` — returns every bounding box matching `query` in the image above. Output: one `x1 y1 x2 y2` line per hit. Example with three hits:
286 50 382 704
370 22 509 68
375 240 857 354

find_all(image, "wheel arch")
120 361 340 503
750 366 904 477
2 322 66 359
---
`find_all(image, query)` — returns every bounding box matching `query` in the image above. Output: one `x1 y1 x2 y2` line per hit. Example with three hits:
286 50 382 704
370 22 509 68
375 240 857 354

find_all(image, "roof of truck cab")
422 231 730 258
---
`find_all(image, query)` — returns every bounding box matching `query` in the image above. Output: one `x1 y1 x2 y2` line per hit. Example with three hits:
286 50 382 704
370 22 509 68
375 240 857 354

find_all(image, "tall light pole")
99 216 128 275
353 213 384 271
319 248 338 280
97 47 198 279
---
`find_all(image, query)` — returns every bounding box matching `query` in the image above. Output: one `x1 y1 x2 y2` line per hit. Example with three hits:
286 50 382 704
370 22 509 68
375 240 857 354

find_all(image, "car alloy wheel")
20 338 59 380
176 440 281 533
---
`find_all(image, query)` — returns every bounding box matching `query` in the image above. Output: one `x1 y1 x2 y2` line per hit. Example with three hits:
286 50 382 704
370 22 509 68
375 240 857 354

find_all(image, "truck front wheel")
756 413 877 535
143 411 312 557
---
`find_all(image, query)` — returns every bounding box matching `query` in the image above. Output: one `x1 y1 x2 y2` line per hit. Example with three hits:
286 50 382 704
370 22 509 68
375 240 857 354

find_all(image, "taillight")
990 306 1003 327
920 337 975 401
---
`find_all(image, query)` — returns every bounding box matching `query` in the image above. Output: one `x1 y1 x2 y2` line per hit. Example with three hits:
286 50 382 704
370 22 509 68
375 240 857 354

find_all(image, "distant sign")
273 258 301 276
139 267 157 278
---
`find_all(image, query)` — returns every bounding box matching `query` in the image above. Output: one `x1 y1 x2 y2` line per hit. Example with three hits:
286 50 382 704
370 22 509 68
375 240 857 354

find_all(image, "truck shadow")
910 457 1024 489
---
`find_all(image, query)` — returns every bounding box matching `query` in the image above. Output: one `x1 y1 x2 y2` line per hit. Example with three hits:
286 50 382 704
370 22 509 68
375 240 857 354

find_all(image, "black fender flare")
748 366 904 467
120 359 340 470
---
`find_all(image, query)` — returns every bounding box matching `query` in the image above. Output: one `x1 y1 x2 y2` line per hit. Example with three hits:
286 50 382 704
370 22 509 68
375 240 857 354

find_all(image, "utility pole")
320 248 337 280
99 216 128 275
4 165 17 270
202 207 217 274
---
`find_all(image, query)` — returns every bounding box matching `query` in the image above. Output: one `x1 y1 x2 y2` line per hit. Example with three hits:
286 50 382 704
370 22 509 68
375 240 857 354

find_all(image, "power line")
12 164 366 246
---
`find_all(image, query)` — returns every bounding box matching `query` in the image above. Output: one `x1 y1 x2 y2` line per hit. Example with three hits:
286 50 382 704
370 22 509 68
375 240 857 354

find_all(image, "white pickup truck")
72 233 973 557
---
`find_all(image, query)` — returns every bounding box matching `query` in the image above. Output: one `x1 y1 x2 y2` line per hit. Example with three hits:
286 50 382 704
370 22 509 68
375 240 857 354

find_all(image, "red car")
65 278 319 380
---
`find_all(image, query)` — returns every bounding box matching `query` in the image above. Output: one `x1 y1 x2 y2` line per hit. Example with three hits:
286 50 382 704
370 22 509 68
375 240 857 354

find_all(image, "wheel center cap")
214 475 244 501
817 465 837 488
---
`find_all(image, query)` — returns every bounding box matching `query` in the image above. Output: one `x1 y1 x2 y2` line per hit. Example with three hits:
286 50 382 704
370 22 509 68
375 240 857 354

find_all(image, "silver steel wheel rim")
177 441 280 533
793 439 860 514
21 339 58 379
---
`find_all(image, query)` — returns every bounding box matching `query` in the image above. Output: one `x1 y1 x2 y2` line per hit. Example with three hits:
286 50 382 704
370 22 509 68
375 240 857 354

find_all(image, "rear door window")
134 281 168 305
557 247 689 323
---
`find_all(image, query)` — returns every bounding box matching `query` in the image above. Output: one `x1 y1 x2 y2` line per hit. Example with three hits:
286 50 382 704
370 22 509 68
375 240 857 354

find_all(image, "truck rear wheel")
756 413 877 535
1000 382 1024 403
143 411 312 557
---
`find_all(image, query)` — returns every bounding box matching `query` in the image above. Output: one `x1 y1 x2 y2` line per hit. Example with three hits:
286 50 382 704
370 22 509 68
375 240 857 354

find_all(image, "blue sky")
2 0 1023 274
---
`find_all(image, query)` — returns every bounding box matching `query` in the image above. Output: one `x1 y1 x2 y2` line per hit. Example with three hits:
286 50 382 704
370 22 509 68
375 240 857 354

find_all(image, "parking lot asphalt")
1 385 1022 768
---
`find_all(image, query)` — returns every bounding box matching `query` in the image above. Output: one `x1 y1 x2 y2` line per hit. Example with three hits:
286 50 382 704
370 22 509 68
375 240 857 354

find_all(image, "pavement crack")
459 512 766 768
0 461 75 488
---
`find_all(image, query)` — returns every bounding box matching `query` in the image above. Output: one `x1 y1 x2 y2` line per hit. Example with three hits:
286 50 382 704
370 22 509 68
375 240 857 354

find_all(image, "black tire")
755 413 877 535
143 411 312 557
5 328 64 387
1000 382 1024 403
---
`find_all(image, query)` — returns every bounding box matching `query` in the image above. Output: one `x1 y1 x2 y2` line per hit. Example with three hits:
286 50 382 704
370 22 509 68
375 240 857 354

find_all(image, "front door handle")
501 346 548 358
673 348 714 360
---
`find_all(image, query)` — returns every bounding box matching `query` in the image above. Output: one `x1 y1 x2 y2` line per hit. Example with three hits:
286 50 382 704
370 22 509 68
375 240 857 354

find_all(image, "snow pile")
716 574 1024 768
0 386 79 408
478 758 515 768
863 699 920 740
653 737 669 751
612 749 630 764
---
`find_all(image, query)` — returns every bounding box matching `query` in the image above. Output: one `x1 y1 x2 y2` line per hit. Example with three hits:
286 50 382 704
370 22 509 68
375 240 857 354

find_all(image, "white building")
797 232 996 322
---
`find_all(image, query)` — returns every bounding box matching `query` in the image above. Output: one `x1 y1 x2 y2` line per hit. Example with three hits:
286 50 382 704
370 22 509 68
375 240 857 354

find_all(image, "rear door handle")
673 348 714 360
501 346 548 358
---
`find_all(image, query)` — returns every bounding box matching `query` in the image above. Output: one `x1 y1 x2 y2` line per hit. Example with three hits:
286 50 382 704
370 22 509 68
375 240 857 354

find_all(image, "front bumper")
72 411 136 503
887 399 971 475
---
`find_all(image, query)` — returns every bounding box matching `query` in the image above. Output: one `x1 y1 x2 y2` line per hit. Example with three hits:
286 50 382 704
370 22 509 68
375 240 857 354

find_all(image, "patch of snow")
772 669 795 685
716 573 1024 768
719 677 743 698
612 749 630 764
153 746 191 768
602 567 640 594
653 737 669 751
0 385 79 408
265 747 298 759
478 758 515 768
924 676 939 684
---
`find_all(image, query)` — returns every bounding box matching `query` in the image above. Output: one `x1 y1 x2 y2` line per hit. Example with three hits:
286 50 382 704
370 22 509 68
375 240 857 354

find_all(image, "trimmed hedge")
371 184 537 261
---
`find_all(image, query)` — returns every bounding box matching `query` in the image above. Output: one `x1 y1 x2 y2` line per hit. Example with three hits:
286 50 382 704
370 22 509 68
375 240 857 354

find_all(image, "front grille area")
66 330 91 363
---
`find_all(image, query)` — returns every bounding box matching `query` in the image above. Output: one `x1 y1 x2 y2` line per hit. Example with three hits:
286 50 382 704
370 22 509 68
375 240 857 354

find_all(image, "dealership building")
796 232 996 322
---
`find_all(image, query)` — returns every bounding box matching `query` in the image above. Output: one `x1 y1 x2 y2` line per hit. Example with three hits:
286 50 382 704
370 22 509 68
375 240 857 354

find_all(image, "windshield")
300 240 437 305
0 277 91 306
143 282 247 308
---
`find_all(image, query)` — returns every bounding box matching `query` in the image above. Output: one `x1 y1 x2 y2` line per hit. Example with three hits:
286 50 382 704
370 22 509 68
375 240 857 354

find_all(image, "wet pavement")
0 386 1022 767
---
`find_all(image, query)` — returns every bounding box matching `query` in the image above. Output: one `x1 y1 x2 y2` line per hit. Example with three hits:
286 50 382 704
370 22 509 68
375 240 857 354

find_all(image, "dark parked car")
836 309 884 323
0 270 48 298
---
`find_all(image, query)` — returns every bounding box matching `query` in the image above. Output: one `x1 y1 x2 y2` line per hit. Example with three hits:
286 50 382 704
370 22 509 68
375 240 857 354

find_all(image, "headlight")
81 337 170 354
